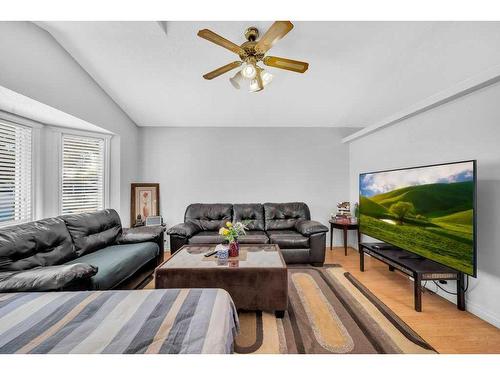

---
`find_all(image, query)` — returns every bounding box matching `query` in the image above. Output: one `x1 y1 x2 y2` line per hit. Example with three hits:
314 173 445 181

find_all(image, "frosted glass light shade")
241 63 257 79
260 70 273 86
230 71 244 89
249 78 263 92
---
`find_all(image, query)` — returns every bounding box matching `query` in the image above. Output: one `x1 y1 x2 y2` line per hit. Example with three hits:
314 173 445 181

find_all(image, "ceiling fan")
198 21 309 92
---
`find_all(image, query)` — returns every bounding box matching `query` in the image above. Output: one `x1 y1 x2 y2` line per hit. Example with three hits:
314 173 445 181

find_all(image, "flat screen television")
359 160 476 276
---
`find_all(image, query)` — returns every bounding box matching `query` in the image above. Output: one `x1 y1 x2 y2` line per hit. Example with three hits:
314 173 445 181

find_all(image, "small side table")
329 220 360 256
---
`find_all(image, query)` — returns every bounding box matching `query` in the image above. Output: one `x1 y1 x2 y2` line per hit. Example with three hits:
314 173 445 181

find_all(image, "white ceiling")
37 21 500 128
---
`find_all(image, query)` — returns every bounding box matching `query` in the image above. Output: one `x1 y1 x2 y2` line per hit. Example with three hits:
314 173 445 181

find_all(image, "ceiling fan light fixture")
260 69 273 86
198 21 308 93
249 78 263 93
229 71 244 89
241 62 257 79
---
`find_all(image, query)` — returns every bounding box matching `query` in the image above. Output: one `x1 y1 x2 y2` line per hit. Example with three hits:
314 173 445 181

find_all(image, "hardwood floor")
326 247 500 353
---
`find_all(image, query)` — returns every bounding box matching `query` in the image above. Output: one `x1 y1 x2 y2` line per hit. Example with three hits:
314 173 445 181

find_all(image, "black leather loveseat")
167 202 328 266
0 209 164 292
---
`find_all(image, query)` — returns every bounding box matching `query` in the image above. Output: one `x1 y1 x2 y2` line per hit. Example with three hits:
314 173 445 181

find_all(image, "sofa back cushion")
233 203 265 231
62 209 122 257
184 203 233 231
0 218 76 271
264 202 311 230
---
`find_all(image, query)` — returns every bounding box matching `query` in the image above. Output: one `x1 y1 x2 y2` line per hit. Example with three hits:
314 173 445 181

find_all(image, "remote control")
373 244 394 250
204 250 218 257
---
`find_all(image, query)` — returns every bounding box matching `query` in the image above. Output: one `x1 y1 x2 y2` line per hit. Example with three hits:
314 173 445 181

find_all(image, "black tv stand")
359 242 466 312
398 254 426 260
372 243 398 250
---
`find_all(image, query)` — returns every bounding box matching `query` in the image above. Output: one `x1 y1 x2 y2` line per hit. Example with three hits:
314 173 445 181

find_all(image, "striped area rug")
235 265 437 354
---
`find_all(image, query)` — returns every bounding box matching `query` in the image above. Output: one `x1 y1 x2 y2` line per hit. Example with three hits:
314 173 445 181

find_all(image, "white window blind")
61 134 105 215
0 120 32 227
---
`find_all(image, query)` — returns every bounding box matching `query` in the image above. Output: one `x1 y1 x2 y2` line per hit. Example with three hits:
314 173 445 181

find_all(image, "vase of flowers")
219 221 247 257
228 241 239 258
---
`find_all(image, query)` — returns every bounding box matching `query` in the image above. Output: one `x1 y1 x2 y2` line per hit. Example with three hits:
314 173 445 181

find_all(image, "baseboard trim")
423 283 500 328
464 300 500 328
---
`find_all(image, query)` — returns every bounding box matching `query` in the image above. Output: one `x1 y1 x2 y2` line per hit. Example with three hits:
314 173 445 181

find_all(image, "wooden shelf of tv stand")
359 242 466 312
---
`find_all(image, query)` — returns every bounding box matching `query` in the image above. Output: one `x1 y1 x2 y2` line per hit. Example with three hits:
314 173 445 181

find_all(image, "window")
0 120 32 227
61 134 105 214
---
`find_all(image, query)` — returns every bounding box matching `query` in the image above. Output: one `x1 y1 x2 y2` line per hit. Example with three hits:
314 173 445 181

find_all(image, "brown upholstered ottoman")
155 244 288 318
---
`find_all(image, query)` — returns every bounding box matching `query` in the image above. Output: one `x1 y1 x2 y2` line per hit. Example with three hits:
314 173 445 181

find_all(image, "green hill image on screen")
360 180 474 275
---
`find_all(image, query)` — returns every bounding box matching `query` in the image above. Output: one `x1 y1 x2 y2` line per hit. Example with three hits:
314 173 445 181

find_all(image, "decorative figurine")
136 214 144 226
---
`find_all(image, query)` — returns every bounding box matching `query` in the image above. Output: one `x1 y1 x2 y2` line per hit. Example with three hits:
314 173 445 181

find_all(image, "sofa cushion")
264 202 311 230
185 203 233 231
233 203 265 231
238 230 269 244
62 209 122 256
0 218 76 271
188 231 223 245
0 263 97 292
267 230 309 249
65 242 159 290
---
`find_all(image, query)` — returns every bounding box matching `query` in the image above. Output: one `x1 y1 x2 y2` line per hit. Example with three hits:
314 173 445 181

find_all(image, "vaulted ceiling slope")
37 21 500 128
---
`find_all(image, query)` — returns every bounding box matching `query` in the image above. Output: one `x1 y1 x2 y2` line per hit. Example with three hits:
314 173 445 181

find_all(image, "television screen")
359 160 476 276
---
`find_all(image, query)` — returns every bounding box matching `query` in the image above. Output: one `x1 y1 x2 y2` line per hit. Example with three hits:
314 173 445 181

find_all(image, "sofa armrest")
167 222 199 238
309 232 327 265
117 226 165 262
0 263 97 292
295 220 329 236
117 226 165 245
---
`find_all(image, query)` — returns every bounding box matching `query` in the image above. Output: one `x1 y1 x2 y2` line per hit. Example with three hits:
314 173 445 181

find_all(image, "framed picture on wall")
130 183 160 227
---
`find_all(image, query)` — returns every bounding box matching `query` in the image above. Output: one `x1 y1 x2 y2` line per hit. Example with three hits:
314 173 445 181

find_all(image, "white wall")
348 81 500 327
139 127 352 245
0 22 139 226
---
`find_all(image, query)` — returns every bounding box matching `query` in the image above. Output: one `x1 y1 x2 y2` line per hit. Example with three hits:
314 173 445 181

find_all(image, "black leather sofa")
167 202 328 266
0 209 164 292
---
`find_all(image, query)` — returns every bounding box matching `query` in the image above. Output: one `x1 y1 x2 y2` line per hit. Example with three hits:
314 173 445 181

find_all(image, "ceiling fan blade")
263 56 309 73
197 29 245 56
255 21 294 54
203 61 242 80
